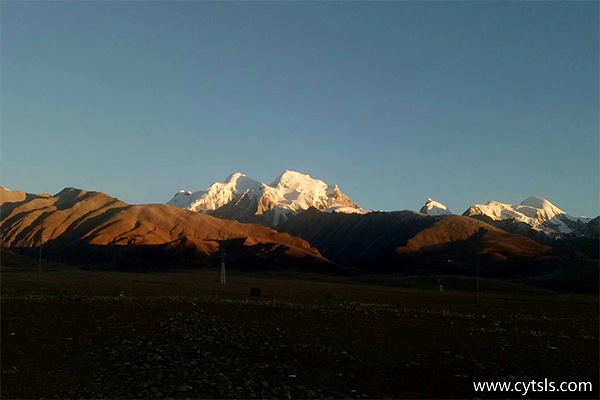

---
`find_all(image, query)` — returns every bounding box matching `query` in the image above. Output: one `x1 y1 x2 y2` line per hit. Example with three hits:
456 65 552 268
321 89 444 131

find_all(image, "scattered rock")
2 366 19 375
177 384 193 392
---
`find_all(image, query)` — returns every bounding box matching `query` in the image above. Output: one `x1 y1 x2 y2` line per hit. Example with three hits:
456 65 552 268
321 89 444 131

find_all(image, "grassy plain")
1 258 598 399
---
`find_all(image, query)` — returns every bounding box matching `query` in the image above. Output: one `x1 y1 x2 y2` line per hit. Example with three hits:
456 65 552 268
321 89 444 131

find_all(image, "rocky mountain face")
0 187 332 271
168 170 364 227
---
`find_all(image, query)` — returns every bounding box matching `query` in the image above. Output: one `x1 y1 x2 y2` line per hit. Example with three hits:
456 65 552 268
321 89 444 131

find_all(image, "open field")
2 260 598 399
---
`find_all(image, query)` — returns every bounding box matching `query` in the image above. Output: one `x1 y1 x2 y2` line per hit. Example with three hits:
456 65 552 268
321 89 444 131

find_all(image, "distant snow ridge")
168 170 366 226
420 198 452 216
463 196 590 234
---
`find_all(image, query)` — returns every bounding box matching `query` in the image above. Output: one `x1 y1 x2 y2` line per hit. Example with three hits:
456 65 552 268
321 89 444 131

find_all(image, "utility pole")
476 254 480 305
220 253 226 285
38 223 43 279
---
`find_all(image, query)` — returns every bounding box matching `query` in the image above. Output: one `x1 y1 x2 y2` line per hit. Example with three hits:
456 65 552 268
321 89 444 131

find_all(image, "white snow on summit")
167 170 366 224
174 173 263 213
419 198 452 216
463 196 589 234
268 170 362 213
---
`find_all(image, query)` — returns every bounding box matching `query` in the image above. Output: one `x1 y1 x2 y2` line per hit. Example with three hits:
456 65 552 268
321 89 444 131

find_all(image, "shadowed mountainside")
278 210 597 292
279 210 553 274
467 214 599 258
0 188 333 271
279 209 437 267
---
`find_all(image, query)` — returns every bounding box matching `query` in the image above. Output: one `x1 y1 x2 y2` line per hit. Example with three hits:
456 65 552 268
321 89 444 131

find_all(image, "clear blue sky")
1 1 598 217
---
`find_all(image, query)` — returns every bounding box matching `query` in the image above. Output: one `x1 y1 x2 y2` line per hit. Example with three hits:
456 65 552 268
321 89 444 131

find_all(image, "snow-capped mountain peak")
271 170 318 188
463 196 588 234
420 198 452 216
519 196 567 220
167 170 365 226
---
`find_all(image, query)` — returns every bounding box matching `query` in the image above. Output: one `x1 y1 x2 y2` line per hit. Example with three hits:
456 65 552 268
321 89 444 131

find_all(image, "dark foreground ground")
1 262 598 399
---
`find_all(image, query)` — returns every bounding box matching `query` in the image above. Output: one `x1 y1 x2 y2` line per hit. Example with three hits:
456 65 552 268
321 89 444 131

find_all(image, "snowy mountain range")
168 170 365 227
168 171 596 237
417 195 594 236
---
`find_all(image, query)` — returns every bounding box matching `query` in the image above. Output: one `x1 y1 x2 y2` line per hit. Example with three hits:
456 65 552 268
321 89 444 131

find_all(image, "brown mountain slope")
397 215 551 257
0 188 330 271
1 188 128 247
1 186 29 203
